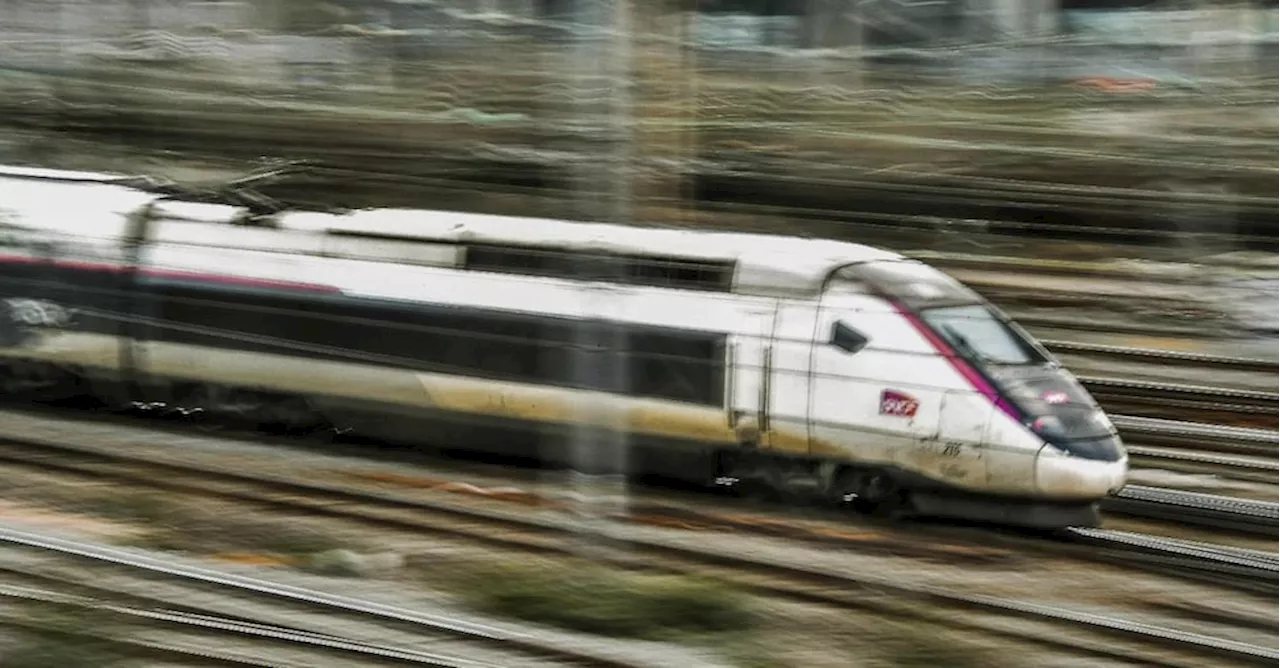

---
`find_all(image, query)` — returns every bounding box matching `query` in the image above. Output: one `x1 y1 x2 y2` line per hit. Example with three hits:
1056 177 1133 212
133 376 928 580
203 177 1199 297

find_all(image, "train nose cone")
1034 446 1129 500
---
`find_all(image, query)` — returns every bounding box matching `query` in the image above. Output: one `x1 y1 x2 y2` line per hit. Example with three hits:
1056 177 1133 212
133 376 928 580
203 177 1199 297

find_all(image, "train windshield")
921 304 1048 366
833 261 1047 366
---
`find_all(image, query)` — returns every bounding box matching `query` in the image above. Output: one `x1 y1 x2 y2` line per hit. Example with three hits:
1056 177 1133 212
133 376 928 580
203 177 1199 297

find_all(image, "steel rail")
621 530 1279 667
0 582 496 668
1112 415 1277 457
1125 446 1278 483
0 404 1269 650
1045 340 1277 373
0 419 1273 575
1101 486 1279 537
1080 377 1279 408
1083 378 1279 428
0 525 1273 668
1125 447 1278 471
1018 314 1240 340
0 528 671 668
1 422 1271 545
0 406 1273 608
0 619 281 668
1062 529 1278 594
1066 529 1277 567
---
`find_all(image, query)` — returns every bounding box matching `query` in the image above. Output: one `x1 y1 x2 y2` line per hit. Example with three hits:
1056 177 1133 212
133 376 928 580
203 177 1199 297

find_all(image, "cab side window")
830 321 868 354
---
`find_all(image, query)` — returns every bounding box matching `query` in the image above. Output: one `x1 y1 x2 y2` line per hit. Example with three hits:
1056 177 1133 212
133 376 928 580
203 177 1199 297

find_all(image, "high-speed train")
0 166 1128 528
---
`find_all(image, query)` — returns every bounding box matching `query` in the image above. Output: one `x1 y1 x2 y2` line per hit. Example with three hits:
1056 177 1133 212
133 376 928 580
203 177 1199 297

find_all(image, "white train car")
0 167 1128 528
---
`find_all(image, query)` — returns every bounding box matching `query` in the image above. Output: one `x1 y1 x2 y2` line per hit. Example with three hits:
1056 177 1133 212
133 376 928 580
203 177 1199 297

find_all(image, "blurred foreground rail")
1080 378 1278 430
0 530 706 668
0 581 533 668
0 429 1274 667
0 408 1273 592
1101 487 1279 539
1044 342 1277 375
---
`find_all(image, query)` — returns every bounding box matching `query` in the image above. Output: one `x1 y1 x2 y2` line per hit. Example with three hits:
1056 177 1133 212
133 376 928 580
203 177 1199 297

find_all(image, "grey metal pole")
561 0 633 560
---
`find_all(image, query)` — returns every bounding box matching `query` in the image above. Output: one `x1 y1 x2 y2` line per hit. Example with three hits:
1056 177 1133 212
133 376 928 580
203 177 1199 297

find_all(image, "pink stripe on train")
893 303 1021 421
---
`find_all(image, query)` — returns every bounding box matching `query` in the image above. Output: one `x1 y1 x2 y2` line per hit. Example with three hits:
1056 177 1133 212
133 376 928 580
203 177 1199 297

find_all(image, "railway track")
2 399 1273 547
0 481 1273 668
1101 486 1280 539
0 406 1274 616
1080 377 1279 429
1124 445 1277 485
1113 416 1277 458
1040 341 1277 432
1046 341 1278 375
943 262 1276 337
1019 311 1272 341
0 524 1271 668
0 582 520 668
0 531 700 668
633 502 1278 594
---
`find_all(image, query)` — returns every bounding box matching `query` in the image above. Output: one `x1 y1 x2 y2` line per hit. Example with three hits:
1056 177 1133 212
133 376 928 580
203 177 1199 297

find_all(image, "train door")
726 303 775 448
763 302 816 454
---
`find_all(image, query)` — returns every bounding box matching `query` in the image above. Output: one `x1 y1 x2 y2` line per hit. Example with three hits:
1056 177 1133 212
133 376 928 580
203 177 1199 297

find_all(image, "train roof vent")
463 243 736 292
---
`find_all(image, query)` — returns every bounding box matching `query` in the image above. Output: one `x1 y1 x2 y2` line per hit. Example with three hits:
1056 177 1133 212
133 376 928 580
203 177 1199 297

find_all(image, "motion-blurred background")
3 0 1276 334
0 4 1276 667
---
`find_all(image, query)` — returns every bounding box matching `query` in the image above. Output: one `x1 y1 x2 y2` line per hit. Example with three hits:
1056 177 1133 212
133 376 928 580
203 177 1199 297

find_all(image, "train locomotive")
0 166 1128 528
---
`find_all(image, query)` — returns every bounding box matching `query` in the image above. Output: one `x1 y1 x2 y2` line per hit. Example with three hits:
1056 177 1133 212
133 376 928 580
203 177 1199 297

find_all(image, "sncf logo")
879 389 919 418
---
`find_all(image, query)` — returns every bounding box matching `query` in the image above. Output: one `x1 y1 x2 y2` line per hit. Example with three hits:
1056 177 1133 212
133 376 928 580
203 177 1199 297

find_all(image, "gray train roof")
0 174 156 241
277 208 905 298
0 168 904 299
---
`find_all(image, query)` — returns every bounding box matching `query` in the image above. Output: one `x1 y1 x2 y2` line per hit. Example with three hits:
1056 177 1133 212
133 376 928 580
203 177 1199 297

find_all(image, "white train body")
0 168 1128 527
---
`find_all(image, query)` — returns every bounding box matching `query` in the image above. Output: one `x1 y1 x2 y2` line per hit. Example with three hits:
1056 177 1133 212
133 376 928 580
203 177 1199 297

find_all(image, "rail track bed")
0 531 717 668
1 402 1274 560
0 504 1273 668
1125 445 1277 486
1049 342 1277 395
1113 416 1277 458
0 408 1273 668
1101 486 1279 539
1080 377 1279 430
1047 341 1277 376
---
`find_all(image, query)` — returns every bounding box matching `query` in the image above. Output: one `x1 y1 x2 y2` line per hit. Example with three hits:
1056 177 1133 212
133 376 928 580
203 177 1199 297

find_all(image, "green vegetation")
449 562 752 639
2 605 132 668
135 508 351 558
66 489 356 560
872 621 1005 668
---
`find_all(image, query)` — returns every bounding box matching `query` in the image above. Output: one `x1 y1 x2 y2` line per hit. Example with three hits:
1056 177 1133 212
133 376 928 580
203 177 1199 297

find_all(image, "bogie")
0 359 84 401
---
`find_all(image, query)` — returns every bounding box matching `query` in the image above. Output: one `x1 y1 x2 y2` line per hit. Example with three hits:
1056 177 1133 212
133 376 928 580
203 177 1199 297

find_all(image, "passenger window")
830 321 868 354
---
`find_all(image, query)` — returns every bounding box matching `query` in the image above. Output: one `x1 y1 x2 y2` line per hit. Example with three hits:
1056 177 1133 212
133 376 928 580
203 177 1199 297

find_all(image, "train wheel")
1 360 72 401
833 469 911 517
258 396 322 435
